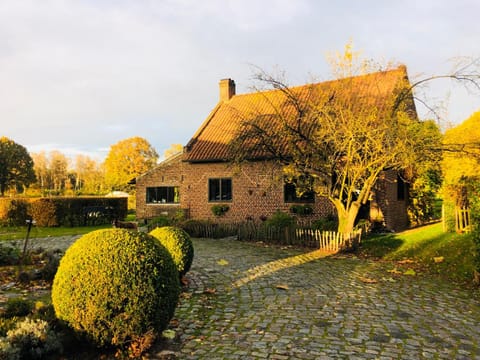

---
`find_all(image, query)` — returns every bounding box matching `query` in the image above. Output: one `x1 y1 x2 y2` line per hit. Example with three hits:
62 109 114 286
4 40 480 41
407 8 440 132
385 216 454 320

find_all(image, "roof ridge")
230 65 407 100
184 65 412 163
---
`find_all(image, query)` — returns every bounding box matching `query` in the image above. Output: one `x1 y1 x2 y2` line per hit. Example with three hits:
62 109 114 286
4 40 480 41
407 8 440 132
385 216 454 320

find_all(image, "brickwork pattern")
137 156 408 231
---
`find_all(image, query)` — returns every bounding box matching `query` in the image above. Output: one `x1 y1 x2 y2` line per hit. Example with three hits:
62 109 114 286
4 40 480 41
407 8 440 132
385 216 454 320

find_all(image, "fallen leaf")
403 268 416 276
387 268 403 275
169 319 180 327
276 284 289 290
162 329 176 340
204 288 216 294
433 256 444 263
217 259 229 266
180 292 192 300
358 276 378 284
398 259 414 264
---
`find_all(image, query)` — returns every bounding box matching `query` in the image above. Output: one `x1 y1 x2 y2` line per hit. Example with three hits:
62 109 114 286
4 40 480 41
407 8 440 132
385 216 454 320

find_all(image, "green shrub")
148 215 171 229
312 215 338 231
6 200 29 226
0 317 18 337
211 204 230 216
264 210 295 229
3 298 32 319
289 204 313 215
0 317 62 359
52 229 180 348
0 244 20 266
149 226 194 277
40 251 61 281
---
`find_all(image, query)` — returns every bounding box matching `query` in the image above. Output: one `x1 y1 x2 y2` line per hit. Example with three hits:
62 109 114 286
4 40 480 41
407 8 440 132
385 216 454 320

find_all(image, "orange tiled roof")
184 65 415 162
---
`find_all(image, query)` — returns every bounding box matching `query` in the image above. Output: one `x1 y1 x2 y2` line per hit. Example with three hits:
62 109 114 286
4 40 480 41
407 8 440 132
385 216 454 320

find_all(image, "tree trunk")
334 200 360 234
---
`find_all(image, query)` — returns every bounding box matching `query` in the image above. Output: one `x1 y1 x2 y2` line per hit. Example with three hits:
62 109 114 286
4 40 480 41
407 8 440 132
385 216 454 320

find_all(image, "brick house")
136 66 413 231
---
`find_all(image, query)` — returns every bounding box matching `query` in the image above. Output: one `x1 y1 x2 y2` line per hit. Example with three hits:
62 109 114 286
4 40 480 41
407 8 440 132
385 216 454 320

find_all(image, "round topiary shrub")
149 226 194 277
51 229 180 348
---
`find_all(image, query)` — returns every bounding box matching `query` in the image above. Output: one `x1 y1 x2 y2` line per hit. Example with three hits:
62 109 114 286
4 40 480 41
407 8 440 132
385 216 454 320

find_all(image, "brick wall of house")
371 169 409 231
136 155 185 220
181 160 334 222
136 155 408 231
136 155 335 223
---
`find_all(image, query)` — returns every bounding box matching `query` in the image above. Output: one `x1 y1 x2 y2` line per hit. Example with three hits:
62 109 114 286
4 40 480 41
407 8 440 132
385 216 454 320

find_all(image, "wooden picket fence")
180 220 362 253
296 228 362 252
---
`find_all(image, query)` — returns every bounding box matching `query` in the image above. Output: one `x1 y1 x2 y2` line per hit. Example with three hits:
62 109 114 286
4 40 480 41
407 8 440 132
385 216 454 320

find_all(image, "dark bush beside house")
149 226 194 277
312 215 338 231
264 210 295 229
52 229 180 350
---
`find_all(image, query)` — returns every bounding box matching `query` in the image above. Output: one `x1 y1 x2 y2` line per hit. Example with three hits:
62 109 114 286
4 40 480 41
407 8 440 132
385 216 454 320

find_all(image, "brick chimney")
219 78 235 101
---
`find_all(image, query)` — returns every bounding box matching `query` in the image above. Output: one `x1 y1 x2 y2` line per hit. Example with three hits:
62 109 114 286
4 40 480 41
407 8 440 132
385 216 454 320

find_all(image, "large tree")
0 136 36 196
441 111 480 218
31 150 70 195
73 154 105 194
49 150 69 192
104 136 159 191
230 46 477 233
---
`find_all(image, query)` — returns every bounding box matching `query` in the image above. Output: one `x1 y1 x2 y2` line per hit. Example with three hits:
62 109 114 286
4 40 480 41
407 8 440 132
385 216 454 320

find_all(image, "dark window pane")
284 182 315 203
146 186 179 204
209 178 232 202
221 178 232 200
208 179 220 201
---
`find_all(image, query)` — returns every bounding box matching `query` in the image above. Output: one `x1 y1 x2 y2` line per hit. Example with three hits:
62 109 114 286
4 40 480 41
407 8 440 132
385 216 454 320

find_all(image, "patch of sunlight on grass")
362 223 475 283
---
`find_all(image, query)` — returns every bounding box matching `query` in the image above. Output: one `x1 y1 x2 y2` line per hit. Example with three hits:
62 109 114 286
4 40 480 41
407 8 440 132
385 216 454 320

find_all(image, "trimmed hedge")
0 197 127 227
52 229 180 348
149 226 194 277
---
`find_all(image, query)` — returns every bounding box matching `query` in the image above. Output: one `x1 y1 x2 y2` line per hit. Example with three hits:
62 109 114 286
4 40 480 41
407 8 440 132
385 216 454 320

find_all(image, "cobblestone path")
8 235 480 359
159 237 480 360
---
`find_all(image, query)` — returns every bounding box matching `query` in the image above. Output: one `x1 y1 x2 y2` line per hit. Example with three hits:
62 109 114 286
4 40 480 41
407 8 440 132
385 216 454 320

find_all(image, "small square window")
208 178 232 202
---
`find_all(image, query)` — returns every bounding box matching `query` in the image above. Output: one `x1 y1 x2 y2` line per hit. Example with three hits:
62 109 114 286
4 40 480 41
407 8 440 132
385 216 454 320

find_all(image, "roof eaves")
185 102 223 151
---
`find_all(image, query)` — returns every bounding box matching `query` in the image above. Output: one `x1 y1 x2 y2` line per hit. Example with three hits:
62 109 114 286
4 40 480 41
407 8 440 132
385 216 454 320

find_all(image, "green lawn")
359 222 476 284
0 224 111 242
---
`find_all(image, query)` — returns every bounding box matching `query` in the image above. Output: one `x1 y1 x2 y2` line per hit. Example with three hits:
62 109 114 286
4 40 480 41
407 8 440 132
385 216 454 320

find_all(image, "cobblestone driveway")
15 235 480 359
162 237 480 360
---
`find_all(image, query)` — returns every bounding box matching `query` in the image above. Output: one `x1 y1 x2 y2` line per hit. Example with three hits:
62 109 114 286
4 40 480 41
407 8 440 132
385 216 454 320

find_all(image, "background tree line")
0 136 182 198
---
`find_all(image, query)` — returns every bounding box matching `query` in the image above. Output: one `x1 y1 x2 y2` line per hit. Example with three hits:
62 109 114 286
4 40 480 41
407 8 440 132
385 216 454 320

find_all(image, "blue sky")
1 0 479 161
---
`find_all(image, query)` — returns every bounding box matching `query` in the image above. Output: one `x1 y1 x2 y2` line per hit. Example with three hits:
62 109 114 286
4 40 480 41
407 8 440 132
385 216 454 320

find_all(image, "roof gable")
184 66 416 163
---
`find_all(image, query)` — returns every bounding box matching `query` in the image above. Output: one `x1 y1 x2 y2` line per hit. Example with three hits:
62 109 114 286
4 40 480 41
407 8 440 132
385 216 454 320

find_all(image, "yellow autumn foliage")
442 111 480 185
